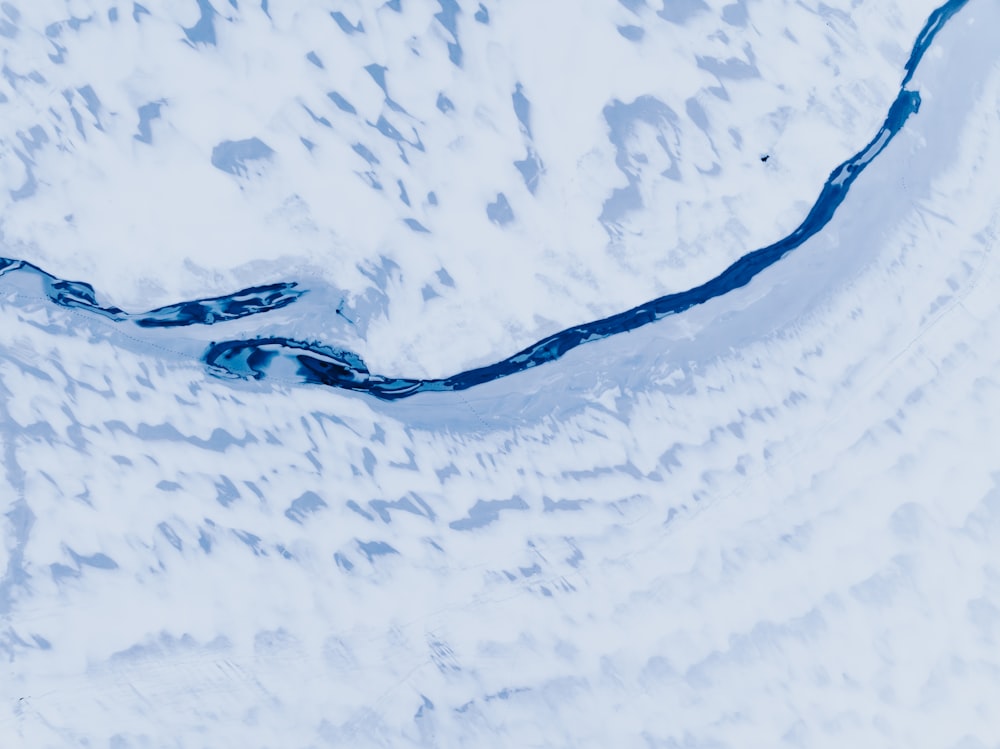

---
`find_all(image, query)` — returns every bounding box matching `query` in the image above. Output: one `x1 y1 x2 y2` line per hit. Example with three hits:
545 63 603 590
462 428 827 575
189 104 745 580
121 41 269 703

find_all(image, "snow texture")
2 0 1000 747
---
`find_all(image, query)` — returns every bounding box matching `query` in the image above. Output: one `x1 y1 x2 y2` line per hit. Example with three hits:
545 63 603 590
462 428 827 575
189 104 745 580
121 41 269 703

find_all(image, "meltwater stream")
0 0 970 402
0 257 303 328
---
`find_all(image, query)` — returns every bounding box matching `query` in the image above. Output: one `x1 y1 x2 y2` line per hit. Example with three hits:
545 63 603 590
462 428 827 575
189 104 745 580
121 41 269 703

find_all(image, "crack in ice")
0 0 972 401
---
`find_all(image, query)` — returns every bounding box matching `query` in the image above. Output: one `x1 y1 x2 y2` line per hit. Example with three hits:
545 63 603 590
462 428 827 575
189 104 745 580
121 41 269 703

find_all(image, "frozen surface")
0 0 949 376
3 0 1000 747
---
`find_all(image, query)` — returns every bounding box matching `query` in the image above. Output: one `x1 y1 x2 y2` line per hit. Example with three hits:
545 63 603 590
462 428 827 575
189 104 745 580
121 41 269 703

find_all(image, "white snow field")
3 0 1000 747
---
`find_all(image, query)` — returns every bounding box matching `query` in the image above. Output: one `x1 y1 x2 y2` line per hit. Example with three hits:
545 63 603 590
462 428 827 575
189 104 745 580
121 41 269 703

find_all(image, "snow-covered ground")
1 0 946 375
3 0 1000 746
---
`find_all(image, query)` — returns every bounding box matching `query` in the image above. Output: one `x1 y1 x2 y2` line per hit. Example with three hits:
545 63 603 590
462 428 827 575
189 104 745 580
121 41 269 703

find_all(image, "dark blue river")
0 0 970 401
